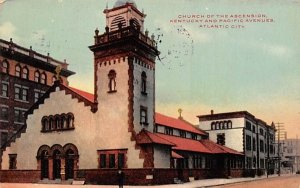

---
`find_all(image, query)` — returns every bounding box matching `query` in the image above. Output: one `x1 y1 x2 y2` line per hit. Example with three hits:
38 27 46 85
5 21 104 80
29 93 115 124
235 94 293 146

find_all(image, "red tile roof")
68 86 94 102
155 113 207 136
136 129 175 146
200 139 243 155
155 133 212 154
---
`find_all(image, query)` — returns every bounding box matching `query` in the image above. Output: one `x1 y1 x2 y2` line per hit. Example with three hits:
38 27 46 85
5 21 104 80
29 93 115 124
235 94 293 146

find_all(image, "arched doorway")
37 145 51 180
41 150 49 179
63 143 79 180
65 149 75 179
53 150 61 179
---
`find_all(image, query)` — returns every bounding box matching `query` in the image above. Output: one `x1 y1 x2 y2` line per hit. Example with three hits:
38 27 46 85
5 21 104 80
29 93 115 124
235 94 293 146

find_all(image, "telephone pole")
275 122 285 176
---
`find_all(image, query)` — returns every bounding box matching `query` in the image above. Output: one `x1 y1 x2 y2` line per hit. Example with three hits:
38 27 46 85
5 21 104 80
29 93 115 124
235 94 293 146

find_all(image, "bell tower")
89 0 159 135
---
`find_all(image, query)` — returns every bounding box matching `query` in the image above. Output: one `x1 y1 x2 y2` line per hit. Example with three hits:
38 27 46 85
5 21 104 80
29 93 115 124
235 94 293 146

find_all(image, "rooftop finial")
178 108 183 119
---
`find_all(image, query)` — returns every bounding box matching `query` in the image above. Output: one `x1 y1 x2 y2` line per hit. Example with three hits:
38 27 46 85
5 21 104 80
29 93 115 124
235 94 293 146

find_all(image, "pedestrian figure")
118 168 125 188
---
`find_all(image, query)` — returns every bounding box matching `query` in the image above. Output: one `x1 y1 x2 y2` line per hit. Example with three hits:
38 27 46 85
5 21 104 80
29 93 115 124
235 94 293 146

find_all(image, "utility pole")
297 135 299 173
276 122 285 176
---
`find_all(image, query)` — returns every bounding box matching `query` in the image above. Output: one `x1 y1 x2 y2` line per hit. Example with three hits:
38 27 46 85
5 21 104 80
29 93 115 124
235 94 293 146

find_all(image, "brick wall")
0 170 40 183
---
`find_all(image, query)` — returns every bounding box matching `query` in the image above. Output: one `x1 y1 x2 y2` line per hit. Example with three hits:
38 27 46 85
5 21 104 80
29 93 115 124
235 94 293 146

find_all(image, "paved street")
0 175 299 188
210 175 300 188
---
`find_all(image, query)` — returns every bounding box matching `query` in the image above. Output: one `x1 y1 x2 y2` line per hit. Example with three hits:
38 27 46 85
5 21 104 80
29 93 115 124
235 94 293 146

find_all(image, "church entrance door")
53 150 61 179
65 149 75 179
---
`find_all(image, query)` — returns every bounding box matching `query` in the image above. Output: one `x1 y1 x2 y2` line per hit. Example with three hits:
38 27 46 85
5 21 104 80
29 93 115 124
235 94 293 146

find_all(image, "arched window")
52 76 57 84
55 115 60 129
108 70 116 92
42 117 49 131
67 113 74 128
228 121 232 129
22 67 29 79
215 122 219 130
34 71 40 82
61 116 66 129
49 116 54 130
2 60 9 73
41 72 47 84
211 122 215 130
15 65 21 77
141 71 147 94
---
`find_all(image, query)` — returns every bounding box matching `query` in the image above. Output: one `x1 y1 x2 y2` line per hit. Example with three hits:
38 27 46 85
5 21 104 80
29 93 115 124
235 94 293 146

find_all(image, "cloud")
0 21 19 41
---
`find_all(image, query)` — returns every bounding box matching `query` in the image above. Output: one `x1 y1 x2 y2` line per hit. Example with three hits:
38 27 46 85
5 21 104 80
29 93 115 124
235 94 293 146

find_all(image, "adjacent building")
198 111 277 175
0 38 74 148
282 138 300 173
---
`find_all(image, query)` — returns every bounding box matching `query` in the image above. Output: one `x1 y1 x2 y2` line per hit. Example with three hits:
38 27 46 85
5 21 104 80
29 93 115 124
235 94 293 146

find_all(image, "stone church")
0 0 244 185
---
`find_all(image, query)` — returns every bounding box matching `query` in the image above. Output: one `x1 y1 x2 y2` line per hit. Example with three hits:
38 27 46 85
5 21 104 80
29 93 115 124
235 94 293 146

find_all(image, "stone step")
38 179 73 184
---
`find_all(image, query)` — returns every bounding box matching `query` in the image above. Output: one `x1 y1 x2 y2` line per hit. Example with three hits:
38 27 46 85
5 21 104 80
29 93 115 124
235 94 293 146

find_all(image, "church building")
0 0 244 185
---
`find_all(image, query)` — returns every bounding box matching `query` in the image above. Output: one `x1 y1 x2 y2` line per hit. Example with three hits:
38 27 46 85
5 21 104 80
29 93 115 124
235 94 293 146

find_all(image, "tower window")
140 106 148 125
15 65 21 77
108 70 117 93
141 71 147 95
110 16 126 31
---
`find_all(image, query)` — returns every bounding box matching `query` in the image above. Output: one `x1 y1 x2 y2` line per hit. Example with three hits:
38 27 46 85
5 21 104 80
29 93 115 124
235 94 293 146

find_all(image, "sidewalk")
0 174 296 188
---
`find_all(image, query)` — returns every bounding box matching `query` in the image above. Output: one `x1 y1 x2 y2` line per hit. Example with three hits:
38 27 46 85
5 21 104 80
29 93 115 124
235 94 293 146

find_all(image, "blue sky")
0 0 299 138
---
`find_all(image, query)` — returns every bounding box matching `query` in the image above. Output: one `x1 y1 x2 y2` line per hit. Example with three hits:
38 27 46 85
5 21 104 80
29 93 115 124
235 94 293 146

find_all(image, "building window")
165 127 173 135
1 82 8 97
14 109 25 123
253 138 256 151
98 150 127 169
140 106 148 125
118 153 125 169
215 122 220 130
100 154 106 168
15 65 21 77
260 139 264 152
141 71 147 95
34 71 40 82
41 73 47 84
14 85 28 101
1 132 8 145
179 130 186 138
2 60 9 73
108 70 116 92
217 133 225 145
41 113 75 132
246 121 251 130
259 128 264 136
211 122 215 130
9 154 17 169
153 125 158 133
246 135 252 151
191 133 197 140
52 76 57 84
252 125 256 133
22 88 28 101
22 67 29 79
0 106 9 120
260 158 265 169
227 121 232 129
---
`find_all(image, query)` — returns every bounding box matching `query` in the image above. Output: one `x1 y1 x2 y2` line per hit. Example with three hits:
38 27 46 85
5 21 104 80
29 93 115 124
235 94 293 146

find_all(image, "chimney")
211 110 214 115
